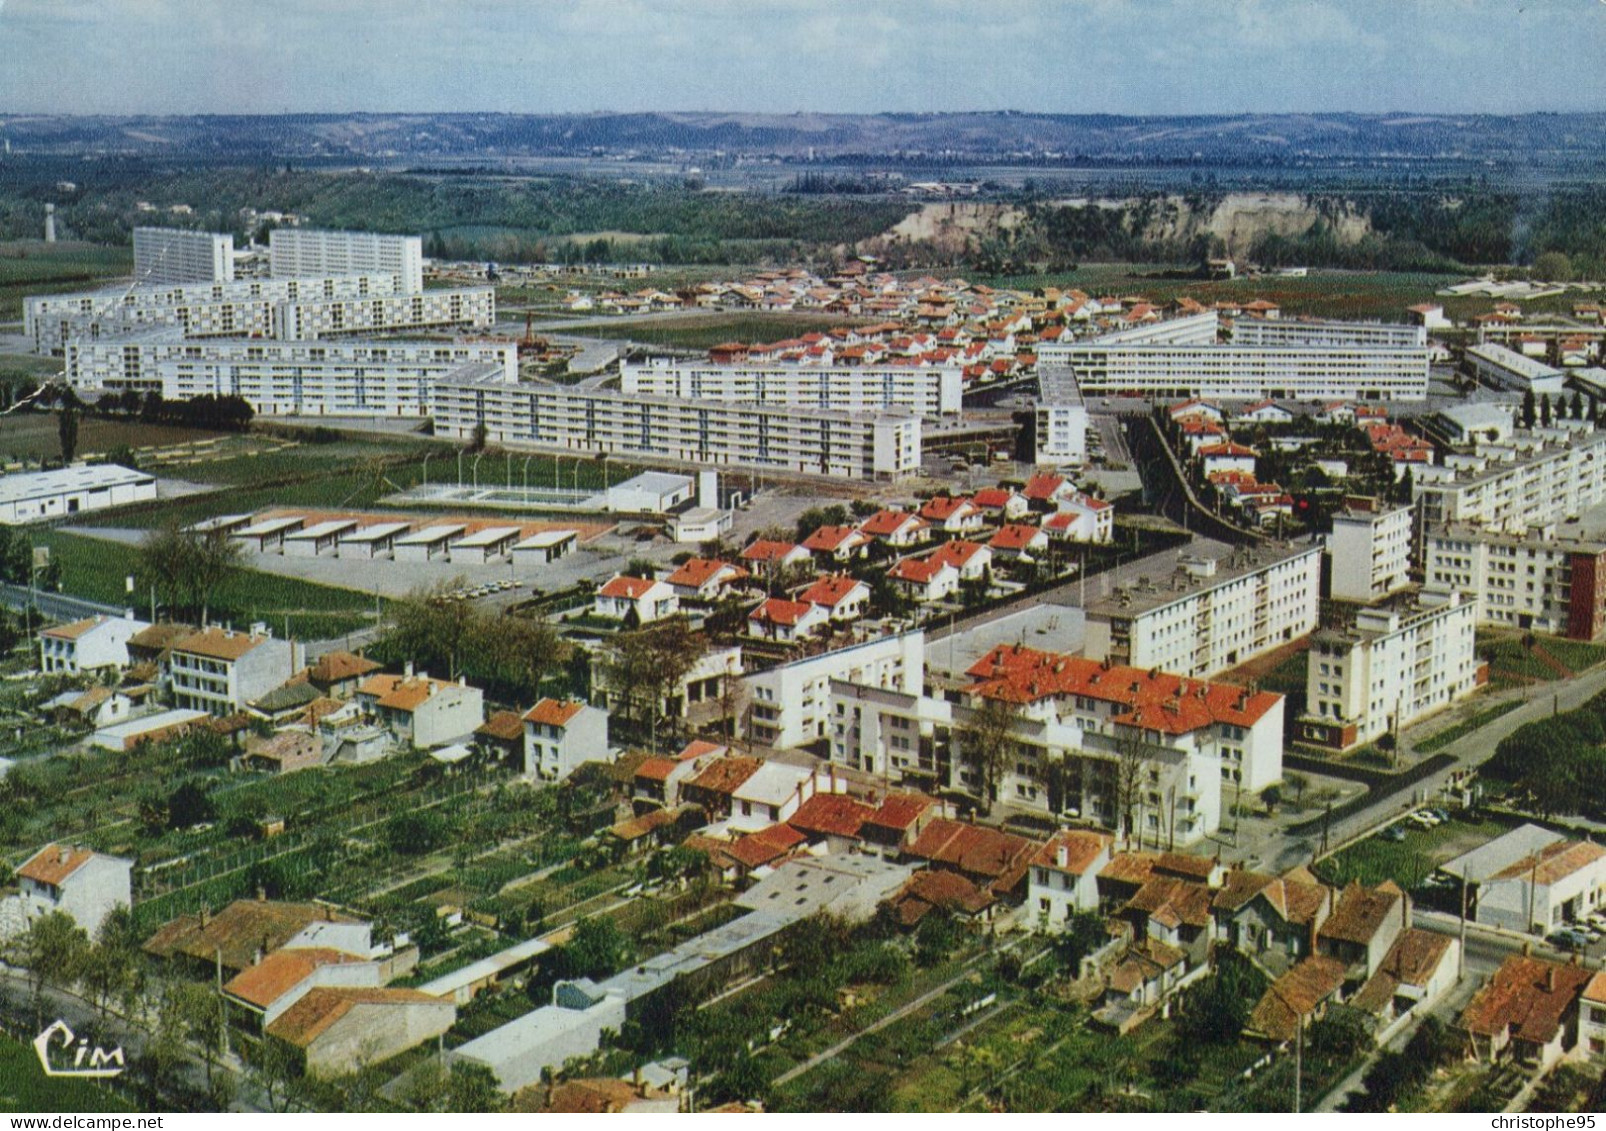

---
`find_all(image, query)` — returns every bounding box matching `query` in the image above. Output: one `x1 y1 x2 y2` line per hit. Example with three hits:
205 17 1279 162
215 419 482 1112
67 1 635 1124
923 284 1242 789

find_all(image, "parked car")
1547 930 1589 952
1381 825 1409 842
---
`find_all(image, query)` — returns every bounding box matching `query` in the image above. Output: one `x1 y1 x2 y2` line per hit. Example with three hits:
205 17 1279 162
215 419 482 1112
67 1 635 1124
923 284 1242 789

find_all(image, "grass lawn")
0 1033 134 1113
0 414 235 465
37 530 381 638
558 312 872 349
1314 813 1519 889
0 241 132 321
1477 630 1606 686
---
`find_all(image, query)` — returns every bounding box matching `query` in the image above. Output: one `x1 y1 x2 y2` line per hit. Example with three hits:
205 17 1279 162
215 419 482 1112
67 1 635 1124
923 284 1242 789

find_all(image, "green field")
37 530 380 638
0 1034 134 1113
1314 814 1517 889
0 241 131 321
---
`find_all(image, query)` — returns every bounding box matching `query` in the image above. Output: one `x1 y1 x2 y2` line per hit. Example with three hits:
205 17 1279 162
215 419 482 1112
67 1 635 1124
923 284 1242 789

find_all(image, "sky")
0 0 1603 117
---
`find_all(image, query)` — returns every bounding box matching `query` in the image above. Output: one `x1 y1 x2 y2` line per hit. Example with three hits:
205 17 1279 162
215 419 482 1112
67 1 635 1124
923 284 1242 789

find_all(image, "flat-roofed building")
337 522 412 560
1082 542 1322 679
622 356 962 417
447 526 521 565
0 464 156 524
437 365 922 482
1327 497 1414 604
1424 523 1606 640
1465 342 1566 397
232 515 306 553
393 524 464 563
134 227 234 286
1413 422 1606 537
284 519 359 558
1035 365 1088 465
511 530 577 566
1300 587 1483 752
1234 318 1426 350
270 229 424 294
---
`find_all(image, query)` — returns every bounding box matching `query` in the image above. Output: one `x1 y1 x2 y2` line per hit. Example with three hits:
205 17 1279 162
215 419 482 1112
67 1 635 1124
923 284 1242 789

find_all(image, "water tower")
44 203 56 243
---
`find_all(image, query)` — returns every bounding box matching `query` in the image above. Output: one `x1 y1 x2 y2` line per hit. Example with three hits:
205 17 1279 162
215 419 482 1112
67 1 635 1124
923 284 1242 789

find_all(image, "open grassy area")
0 414 236 465
559 312 872 349
0 1033 135 1113
0 241 132 321
1314 813 1518 889
37 530 380 638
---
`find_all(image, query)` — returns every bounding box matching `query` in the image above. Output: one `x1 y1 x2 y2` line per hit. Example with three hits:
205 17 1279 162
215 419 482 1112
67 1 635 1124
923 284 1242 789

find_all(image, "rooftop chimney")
404 660 415 678
1055 843 1069 869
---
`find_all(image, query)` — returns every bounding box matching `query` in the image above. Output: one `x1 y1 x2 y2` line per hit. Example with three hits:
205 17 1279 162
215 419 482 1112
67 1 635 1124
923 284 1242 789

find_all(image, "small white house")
797 575 871 622
355 672 485 750
594 576 679 623
748 597 829 642
39 615 148 674
663 558 749 602
522 698 610 782
1027 831 1112 929
15 843 133 937
727 761 816 832
887 556 960 604
1198 442 1259 477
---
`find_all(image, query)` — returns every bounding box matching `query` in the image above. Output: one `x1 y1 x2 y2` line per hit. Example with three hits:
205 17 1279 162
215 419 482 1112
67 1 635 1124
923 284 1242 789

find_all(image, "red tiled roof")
797 574 865 609
971 488 1017 509
523 698 584 728
906 818 1040 894
1198 442 1258 458
1460 956 1594 1044
1318 881 1404 947
665 558 745 590
634 756 679 783
788 793 878 840
866 793 936 832
888 556 950 584
599 575 659 600
801 525 862 552
859 510 923 537
750 597 817 628
931 541 987 570
1250 956 1348 1042
223 948 362 1010
740 540 803 563
1022 474 1066 501
17 844 95 887
989 524 1043 552
1032 830 1111 876
684 756 762 797
919 496 973 522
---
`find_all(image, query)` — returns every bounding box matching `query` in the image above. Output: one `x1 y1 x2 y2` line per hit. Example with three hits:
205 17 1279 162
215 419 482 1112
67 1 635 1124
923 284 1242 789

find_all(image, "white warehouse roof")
0 464 153 506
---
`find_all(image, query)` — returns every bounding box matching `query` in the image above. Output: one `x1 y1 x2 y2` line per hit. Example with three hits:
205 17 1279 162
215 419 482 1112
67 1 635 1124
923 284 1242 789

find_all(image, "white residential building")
1035 365 1089 465
1464 343 1567 398
1443 824 1606 935
0 465 156 524
1423 524 1606 640
1328 499 1414 604
39 615 148 674
436 365 923 482
134 227 234 285
594 576 679 623
355 672 485 749
621 357 962 417
168 627 305 715
522 698 610 782
270 229 424 294
728 761 816 831
744 631 925 750
1413 422 1606 537
1234 318 1427 350
1300 587 1482 752
1027 831 1113 928
1082 542 1323 679
66 332 518 412
14 843 133 937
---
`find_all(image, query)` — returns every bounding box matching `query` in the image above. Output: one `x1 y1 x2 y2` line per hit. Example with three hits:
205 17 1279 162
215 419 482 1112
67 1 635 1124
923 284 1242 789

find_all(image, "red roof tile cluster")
888 556 951 584
788 793 879 840
989 524 1044 552
931 540 987 570
965 643 1280 733
741 540 804 564
1022 474 1066 501
919 496 974 522
1250 956 1349 1042
859 510 925 538
1032 830 1111 876
801 525 863 553
17 844 95 887
891 869 996 926
797 574 865 609
599 575 660 600
1460 956 1594 1045
906 818 1041 895
523 698 585 728
665 558 746 590
750 597 818 628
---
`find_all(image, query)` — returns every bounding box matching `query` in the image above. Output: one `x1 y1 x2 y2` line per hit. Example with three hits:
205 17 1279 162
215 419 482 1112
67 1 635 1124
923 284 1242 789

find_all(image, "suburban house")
748 597 829 643
304 651 382 699
905 818 1041 903
663 559 749 602
1022 473 1076 510
1247 955 1350 1044
678 755 763 819
265 986 455 1078
971 487 1030 522
859 510 931 548
594 576 679 624
12 843 133 936
1210 867 1332 963
39 615 147 675
739 539 812 574
1316 880 1408 978
168 626 305 715
1197 442 1259 477
1044 496 1114 544
224 947 383 1032
888 868 997 928
1459 955 1594 1069
1349 928 1460 1032
1579 972 1606 1057
801 525 873 563
727 761 816 832
989 523 1050 561
241 728 326 774
1095 938 1191 1034
887 556 960 604
523 698 610 782
355 672 485 750
1028 830 1113 928
44 686 133 730
143 900 370 977
930 539 993 582
1237 399 1294 424
918 496 984 536
797 575 871 622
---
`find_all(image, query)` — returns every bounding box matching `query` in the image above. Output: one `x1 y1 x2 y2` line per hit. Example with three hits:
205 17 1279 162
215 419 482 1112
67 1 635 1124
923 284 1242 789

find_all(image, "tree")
384 579 478 680
57 398 81 464
386 812 445 855
1522 388 1537 429
466 610 560 702
1113 736 1154 847
1541 393 1553 427
166 780 216 829
1177 950 1266 1046
1533 250 1573 282
956 693 1018 806
552 916 630 982
138 522 242 625
9 911 89 1026
1571 390 1586 422
607 618 701 749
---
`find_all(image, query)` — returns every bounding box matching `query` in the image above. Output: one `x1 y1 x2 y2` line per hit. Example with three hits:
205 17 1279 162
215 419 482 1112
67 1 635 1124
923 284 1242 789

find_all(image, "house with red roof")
1168 398 1225 424
1197 442 1258 477
1027 830 1113 927
1042 495 1114 545
797 574 870 622
663 558 748 602
1459 955 1594 1069
971 486 1030 522
523 697 610 783
906 817 1042 902
1178 417 1231 453
1237 399 1294 425
989 523 1050 561
594 576 679 624
918 495 984 536
740 539 811 574
930 539 993 582
858 509 932 548
14 843 133 937
748 597 829 643
1022 473 1075 509
800 524 872 563
887 555 960 604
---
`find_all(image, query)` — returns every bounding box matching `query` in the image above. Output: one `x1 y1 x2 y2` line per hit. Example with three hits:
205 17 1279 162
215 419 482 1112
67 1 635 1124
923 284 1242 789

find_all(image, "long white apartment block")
1327 498 1414 604
1234 317 1427 349
1093 310 1221 346
436 364 922 481
1423 524 1606 641
1413 421 1606 536
744 631 925 750
26 274 398 354
1082 542 1323 679
1300 588 1482 752
269 229 424 294
1463 342 1567 397
65 332 518 417
1041 317 1429 402
1035 365 1088 465
272 287 494 340
620 356 962 416
133 227 235 286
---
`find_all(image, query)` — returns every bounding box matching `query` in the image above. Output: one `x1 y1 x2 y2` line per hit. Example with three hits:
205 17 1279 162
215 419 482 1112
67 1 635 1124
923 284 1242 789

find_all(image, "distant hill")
2 111 1605 166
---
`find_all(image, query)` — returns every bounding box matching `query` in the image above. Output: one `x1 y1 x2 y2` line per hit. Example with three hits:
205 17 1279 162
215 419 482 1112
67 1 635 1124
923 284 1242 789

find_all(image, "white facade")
356 674 485 750
1301 588 1481 751
1041 328 1429 402
744 631 925 749
0 465 156 524
1083 543 1322 679
1423 524 1606 640
1036 366 1088 465
523 699 610 782
66 333 518 414
1464 343 1567 397
1328 501 1414 604
39 615 148 674
1027 832 1113 929
437 366 923 482
270 229 424 294
622 357 962 417
169 628 305 715
134 227 234 286
1414 423 1606 537
1234 318 1426 350
14 844 133 938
